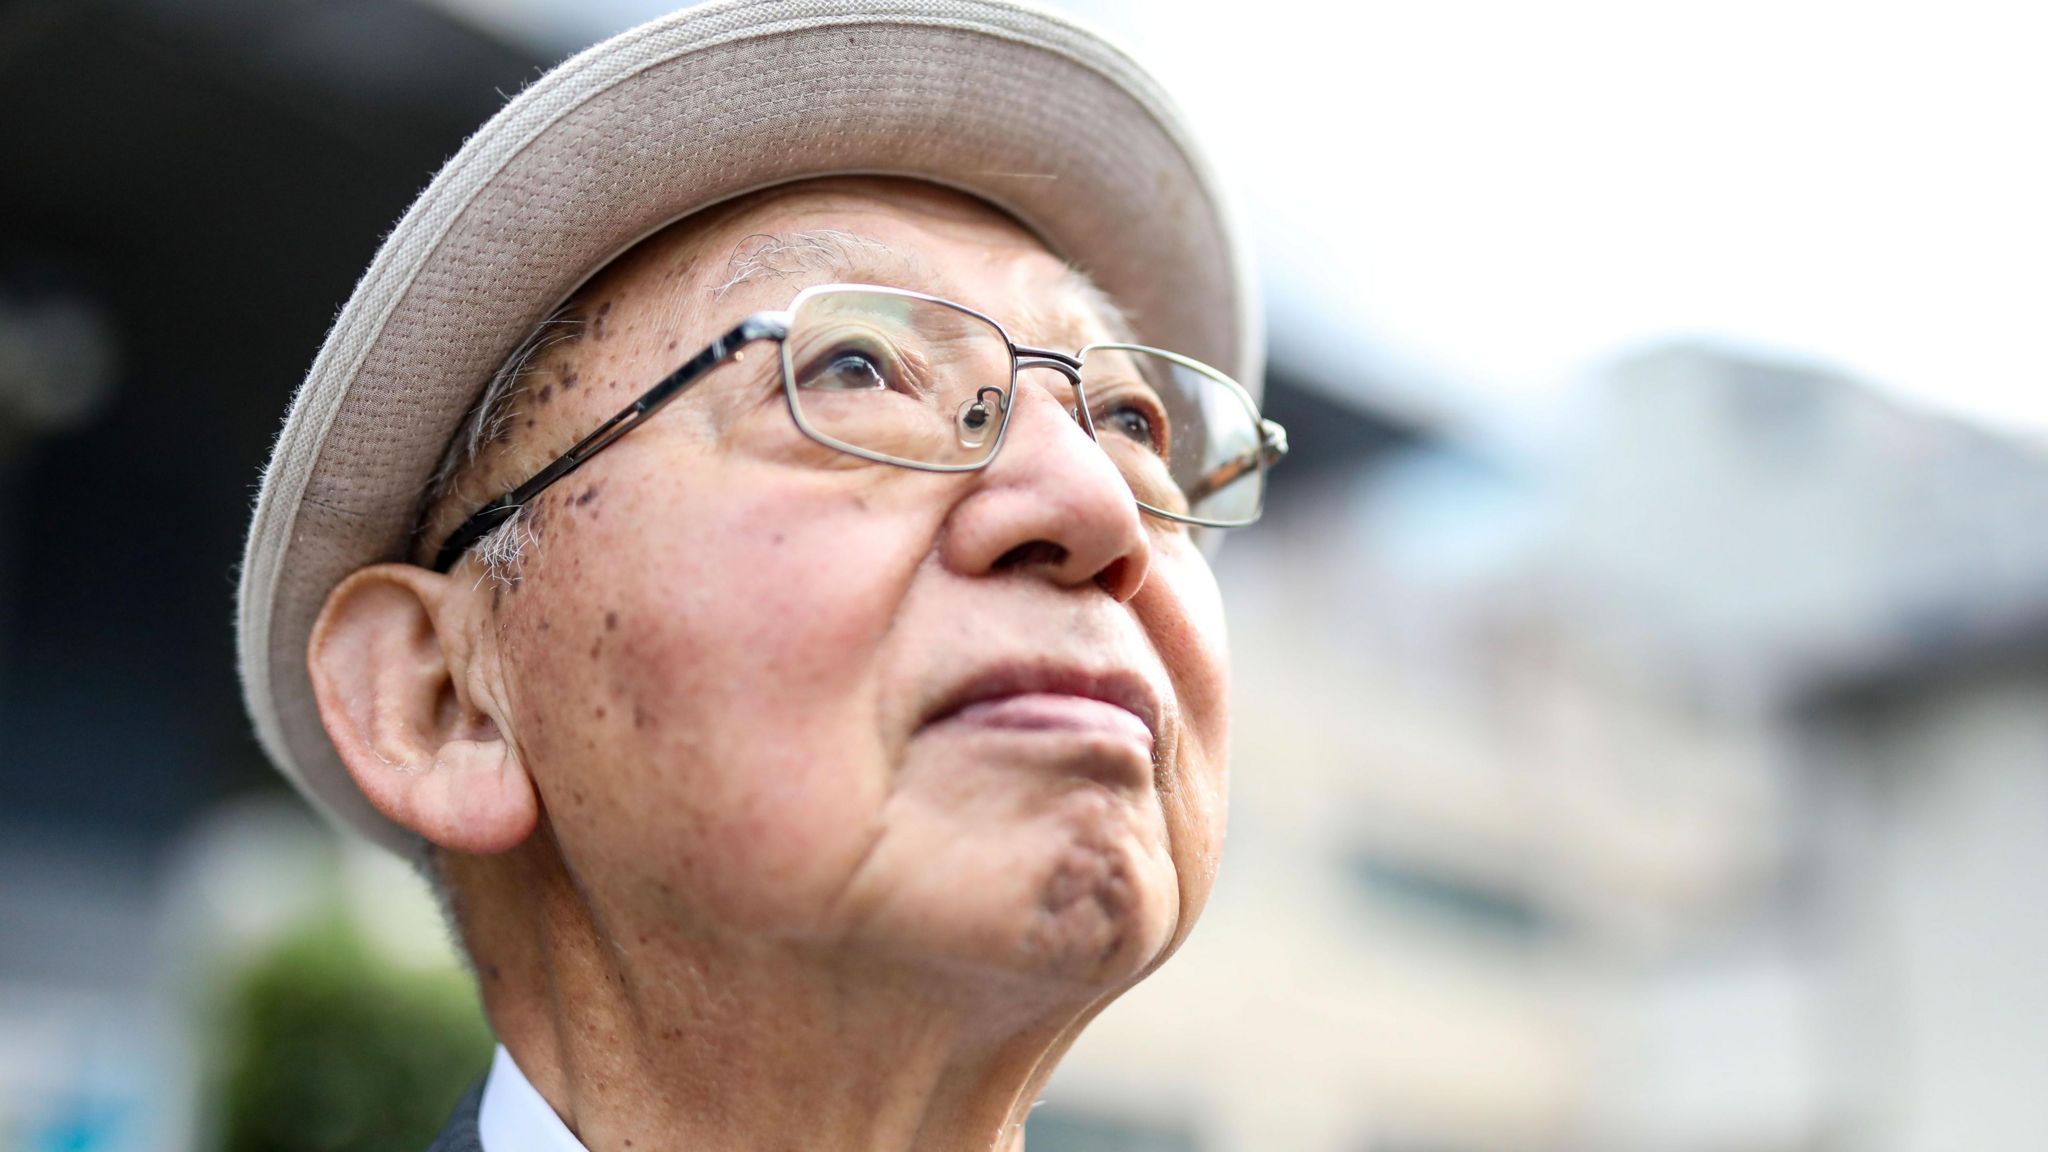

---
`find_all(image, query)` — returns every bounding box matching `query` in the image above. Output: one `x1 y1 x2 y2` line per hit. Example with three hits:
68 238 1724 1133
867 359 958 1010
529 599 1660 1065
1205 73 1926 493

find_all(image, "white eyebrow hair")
1051 266 1139 345
710 229 913 298
712 228 1139 344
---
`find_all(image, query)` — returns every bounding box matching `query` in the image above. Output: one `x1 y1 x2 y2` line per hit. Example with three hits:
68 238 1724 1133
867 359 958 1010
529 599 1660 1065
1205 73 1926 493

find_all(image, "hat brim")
237 0 1262 855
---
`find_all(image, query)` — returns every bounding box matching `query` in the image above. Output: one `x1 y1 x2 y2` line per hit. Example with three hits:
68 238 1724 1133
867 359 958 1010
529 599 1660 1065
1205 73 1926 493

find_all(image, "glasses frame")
431 282 1287 573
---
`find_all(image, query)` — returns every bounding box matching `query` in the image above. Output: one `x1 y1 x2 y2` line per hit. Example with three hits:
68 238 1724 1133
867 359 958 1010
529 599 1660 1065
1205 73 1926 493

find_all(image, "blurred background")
3 0 2045 1149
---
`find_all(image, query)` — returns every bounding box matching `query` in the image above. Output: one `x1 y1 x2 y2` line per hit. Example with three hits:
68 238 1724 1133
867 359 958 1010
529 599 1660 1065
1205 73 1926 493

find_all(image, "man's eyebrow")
1000 265 1139 350
1055 266 1138 345
710 229 942 299
710 228 1136 346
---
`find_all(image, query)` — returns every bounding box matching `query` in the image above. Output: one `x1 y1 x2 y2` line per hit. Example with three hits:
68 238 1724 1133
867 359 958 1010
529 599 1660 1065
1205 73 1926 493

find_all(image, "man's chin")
840 742 1179 989
967 791 1178 989
1008 822 1162 984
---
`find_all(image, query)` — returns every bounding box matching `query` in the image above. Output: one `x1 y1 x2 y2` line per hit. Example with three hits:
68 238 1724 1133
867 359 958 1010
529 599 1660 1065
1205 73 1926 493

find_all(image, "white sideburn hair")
417 305 579 582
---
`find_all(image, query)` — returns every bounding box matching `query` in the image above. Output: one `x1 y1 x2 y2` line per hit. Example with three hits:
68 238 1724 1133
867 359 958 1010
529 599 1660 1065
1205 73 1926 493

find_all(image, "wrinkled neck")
452 837 1107 1152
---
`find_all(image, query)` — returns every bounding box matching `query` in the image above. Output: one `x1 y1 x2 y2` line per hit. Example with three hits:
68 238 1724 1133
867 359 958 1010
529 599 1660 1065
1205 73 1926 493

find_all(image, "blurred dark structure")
3 23 557 1140
0 0 539 841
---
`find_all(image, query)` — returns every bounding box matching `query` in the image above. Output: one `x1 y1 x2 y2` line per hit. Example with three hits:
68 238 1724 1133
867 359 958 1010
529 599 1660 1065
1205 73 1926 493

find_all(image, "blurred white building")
1046 342 2048 1152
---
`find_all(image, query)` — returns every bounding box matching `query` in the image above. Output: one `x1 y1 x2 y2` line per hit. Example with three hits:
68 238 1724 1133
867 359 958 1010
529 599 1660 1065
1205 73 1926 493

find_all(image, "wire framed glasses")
431 283 1289 573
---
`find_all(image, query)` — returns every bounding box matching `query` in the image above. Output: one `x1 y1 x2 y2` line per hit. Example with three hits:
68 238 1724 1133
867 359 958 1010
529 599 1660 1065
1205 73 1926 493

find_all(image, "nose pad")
955 386 1006 449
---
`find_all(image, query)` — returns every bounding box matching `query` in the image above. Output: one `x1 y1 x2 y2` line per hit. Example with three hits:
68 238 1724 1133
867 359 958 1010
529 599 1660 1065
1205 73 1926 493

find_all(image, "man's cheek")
1138 550 1231 747
599 498 928 791
641 516 907 683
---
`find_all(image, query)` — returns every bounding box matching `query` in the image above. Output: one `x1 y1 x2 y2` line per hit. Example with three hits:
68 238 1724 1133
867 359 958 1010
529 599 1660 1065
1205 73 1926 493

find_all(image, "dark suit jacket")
424 1081 485 1152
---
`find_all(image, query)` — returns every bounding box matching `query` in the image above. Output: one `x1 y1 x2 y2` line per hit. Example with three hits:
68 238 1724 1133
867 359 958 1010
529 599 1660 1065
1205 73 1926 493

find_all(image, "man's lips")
921 663 1161 753
946 693 1154 746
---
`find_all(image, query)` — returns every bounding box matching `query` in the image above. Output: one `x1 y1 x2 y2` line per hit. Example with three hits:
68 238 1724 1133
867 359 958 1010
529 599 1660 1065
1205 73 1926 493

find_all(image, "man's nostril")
995 540 1069 571
1093 557 1130 597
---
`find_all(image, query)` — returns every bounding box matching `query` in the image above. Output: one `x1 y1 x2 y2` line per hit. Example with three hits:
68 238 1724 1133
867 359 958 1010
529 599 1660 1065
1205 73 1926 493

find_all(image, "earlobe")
307 563 538 854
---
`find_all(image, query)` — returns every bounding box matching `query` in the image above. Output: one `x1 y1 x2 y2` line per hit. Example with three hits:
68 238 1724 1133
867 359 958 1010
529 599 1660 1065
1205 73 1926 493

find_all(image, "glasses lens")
1079 345 1265 526
783 290 1012 468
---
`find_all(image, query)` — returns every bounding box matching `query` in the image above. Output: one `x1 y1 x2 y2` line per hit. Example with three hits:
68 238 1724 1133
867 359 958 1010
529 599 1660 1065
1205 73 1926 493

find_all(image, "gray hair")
415 305 581 582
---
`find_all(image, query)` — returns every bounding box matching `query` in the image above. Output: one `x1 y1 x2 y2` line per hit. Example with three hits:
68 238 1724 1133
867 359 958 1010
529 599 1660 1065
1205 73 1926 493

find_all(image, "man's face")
457 179 1230 992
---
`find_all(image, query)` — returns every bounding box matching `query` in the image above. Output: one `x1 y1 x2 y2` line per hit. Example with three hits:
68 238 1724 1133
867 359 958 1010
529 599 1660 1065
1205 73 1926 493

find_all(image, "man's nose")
937 369 1152 602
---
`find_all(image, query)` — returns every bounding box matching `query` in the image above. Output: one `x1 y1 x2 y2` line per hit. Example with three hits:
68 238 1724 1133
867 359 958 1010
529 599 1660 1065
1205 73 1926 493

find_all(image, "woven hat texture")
237 0 1262 855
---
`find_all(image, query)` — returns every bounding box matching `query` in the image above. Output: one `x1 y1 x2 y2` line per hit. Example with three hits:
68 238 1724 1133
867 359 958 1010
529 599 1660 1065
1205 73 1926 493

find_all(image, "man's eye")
1098 397 1169 456
803 348 891 391
1105 406 1152 442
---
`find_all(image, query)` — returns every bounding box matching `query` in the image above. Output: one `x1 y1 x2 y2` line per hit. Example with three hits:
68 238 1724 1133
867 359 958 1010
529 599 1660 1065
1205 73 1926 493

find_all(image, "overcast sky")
433 0 2048 435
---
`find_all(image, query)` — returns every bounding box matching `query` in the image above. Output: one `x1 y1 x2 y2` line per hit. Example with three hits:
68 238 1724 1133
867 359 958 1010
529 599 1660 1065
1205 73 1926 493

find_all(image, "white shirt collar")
478 1045 590 1152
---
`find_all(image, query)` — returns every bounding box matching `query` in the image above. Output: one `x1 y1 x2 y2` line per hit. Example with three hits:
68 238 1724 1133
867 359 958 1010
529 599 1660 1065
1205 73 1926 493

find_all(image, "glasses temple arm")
430 314 786 572
1183 418 1289 507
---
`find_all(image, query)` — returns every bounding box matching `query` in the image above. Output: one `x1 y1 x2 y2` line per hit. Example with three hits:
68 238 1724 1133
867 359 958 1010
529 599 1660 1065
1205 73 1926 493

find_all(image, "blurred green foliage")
215 914 492 1152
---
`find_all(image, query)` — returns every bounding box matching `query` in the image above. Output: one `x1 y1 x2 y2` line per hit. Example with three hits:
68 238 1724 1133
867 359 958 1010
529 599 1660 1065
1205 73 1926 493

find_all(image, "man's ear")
307 563 537 854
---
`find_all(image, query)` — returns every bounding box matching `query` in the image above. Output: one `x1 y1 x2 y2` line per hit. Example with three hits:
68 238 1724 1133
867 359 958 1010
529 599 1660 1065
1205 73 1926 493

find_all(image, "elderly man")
236 2 1283 1149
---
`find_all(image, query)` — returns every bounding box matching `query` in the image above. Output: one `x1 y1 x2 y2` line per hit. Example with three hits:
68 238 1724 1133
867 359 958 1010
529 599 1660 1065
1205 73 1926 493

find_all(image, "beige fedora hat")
236 0 1262 856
